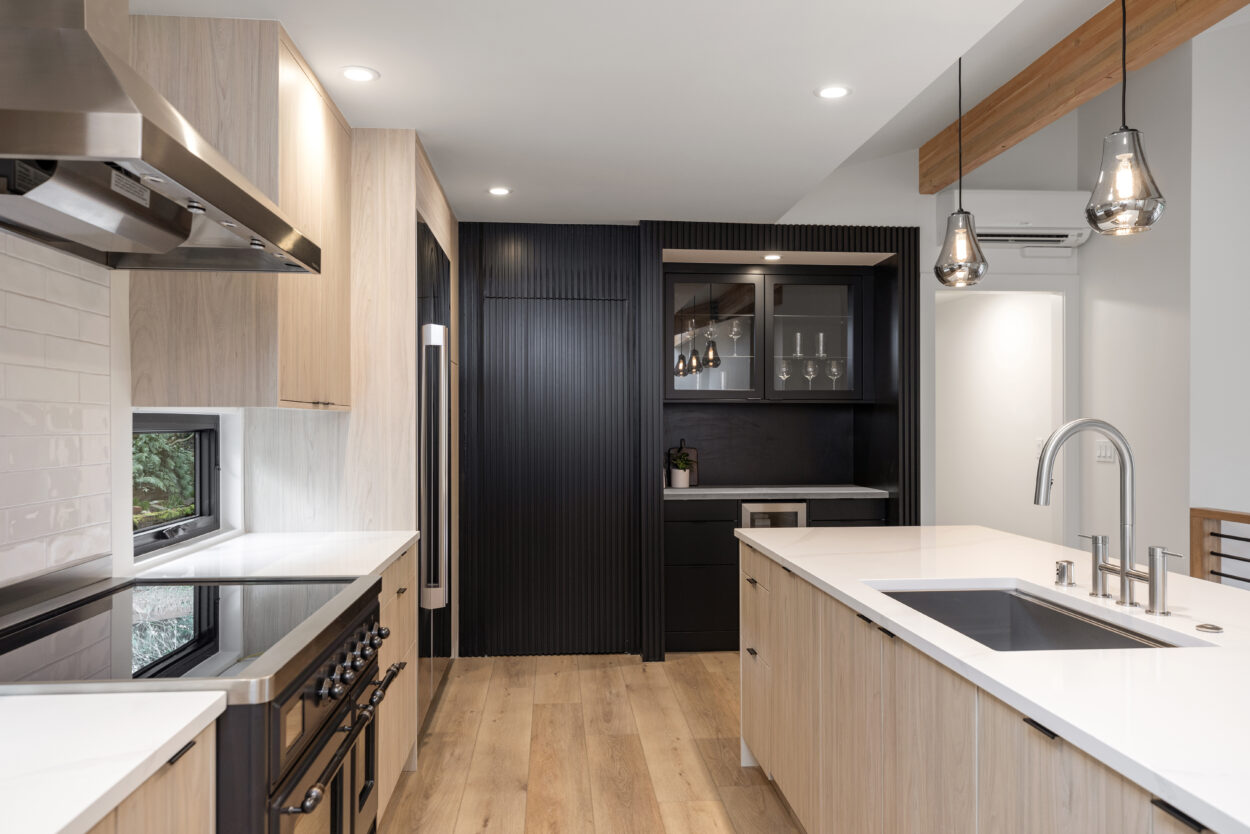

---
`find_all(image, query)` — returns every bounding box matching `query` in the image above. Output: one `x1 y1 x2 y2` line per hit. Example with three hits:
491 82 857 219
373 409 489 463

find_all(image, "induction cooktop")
0 578 354 685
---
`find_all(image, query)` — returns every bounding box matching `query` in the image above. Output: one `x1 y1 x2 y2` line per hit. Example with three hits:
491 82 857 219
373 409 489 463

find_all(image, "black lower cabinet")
664 500 739 651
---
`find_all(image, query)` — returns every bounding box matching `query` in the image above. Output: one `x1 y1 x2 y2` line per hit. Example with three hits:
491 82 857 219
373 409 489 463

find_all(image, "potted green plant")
670 449 693 488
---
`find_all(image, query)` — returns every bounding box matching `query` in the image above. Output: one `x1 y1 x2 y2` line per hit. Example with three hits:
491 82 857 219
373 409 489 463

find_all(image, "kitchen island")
736 525 1249 834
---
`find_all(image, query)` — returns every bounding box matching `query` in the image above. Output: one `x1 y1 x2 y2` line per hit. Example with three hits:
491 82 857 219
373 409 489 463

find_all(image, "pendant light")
1085 0 1165 235
934 57 988 288
674 320 688 377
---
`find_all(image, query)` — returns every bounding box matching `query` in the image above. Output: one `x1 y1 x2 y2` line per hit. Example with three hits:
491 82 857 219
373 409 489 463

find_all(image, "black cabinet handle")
746 577 758 586
746 647 757 656
1023 717 1058 740
397 586 408 596
856 613 873 624
167 739 196 766
1151 799 1206 832
877 626 896 638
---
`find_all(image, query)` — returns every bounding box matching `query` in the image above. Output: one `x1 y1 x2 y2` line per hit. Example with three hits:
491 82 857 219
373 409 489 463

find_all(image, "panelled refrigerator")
417 214 453 730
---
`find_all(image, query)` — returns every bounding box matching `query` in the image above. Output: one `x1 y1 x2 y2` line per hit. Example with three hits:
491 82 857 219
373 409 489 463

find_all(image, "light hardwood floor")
382 652 801 834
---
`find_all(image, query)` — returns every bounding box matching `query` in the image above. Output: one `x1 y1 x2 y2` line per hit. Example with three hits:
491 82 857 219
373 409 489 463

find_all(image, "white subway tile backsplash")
5 295 78 338
46 336 109 374
4 365 78 403
0 329 43 366
45 272 109 315
0 241 113 588
78 312 110 346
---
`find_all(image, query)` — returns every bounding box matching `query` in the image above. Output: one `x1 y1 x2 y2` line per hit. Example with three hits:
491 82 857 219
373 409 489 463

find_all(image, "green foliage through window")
132 431 197 531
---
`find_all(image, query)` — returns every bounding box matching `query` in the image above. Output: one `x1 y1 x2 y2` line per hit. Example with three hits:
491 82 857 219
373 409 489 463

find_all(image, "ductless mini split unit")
936 189 1092 252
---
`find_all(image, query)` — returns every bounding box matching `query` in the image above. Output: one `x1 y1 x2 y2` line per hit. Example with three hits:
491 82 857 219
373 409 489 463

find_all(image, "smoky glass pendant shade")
934 210 988 288
1085 128 1165 235
674 353 687 377
705 340 721 368
689 348 703 374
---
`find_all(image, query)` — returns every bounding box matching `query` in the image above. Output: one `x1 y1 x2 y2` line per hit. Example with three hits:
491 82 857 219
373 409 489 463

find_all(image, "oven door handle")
281 704 376 815
367 661 407 707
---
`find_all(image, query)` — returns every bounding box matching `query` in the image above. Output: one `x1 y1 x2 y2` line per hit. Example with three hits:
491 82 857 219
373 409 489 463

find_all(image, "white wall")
1190 12 1250 514
0 233 117 586
1075 45 1192 564
935 292 1064 541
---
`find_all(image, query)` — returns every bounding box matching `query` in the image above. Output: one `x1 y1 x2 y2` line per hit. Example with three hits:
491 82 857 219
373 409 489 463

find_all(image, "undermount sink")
884 589 1175 651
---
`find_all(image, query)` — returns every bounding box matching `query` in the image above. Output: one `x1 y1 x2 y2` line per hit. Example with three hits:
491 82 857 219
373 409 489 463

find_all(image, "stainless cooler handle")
420 324 450 610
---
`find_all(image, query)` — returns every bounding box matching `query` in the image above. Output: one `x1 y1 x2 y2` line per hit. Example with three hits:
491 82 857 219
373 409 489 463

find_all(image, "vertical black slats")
638 222 664 660
461 223 640 657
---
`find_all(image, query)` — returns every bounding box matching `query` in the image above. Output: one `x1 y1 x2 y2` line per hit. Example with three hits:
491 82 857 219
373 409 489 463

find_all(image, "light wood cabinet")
740 565 771 775
978 692 1152 834
883 637 978 834
376 544 419 818
1153 802 1209 834
129 18 351 410
115 724 216 834
770 564 821 834
818 593 884 834
85 813 116 834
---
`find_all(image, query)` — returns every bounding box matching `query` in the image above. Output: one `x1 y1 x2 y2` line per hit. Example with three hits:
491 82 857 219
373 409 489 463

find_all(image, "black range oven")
0 573 404 834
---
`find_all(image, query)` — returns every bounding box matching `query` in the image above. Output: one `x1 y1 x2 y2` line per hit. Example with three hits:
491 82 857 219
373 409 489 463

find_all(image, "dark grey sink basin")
884 589 1174 651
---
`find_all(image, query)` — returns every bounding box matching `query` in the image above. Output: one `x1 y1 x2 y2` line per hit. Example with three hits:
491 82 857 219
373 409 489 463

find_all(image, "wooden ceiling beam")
918 0 1250 195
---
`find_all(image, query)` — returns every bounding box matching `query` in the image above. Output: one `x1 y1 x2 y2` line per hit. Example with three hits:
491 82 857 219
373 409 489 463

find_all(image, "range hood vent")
0 2 320 272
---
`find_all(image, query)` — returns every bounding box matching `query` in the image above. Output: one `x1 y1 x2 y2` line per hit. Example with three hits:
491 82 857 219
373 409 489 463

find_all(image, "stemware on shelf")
793 332 803 359
803 360 818 390
826 359 843 389
778 360 791 384
728 320 743 356
816 332 827 359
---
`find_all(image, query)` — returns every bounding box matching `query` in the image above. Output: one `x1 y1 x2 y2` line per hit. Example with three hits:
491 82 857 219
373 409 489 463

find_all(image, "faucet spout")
1034 418 1137 605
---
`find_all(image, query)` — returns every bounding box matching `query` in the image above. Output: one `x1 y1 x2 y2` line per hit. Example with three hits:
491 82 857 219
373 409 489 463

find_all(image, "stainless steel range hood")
0 2 320 273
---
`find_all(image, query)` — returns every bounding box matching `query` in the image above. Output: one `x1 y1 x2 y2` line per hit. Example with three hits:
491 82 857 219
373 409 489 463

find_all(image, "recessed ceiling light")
488 186 512 196
815 86 851 100
342 66 380 82
763 254 782 261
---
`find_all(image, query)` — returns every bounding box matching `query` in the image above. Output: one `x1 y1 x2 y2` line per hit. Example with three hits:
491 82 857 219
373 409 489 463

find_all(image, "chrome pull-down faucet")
1035 418 1138 606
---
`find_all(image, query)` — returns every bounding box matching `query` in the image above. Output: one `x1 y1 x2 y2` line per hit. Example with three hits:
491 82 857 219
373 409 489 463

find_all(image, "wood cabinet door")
770 566 821 833
978 692 1152 834
819 595 884 834
1152 802 1208 834
377 636 419 818
883 639 976 834
740 569 770 774
115 725 215 834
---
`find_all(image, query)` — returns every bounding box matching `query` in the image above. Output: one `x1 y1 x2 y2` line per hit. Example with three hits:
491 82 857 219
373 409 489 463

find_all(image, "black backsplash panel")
664 403 856 486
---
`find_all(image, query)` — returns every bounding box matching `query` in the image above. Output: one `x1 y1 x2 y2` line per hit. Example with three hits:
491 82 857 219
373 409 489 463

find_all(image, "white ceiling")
132 0 1031 224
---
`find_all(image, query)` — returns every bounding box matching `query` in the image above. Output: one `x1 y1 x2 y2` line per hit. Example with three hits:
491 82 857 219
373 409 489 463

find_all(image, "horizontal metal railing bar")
1212 531 1250 544
1211 550 1250 565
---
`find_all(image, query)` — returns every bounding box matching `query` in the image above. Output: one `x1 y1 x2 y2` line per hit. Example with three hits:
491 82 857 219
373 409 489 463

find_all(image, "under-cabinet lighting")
763 254 782 261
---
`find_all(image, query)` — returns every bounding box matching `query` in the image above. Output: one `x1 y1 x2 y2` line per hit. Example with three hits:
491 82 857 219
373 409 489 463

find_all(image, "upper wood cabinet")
129 18 351 410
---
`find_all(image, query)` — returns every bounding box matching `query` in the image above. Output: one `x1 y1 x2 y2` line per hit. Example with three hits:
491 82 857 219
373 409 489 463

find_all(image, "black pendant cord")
957 57 964 212
1120 0 1129 130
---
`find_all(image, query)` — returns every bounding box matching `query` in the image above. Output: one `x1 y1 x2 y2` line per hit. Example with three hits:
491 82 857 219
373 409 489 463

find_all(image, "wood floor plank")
638 733 720 803
525 703 594 834
658 801 737 834
580 659 638 736
453 657 536 834
387 731 476 834
694 738 768 788
534 655 581 704
697 652 739 692
425 657 495 739
586 733 668 834
717 786 802 834
620 662 690 738
663 654 738 739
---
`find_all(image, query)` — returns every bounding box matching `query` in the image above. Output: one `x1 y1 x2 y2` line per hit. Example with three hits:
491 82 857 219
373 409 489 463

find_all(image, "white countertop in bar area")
735 524 1250 834
663 484 889 500
0 690 226 834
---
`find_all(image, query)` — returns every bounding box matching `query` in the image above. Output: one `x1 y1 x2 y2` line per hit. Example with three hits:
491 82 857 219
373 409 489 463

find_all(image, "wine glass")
815 332 827 359
728 320 744 356
778 360 791 385
804 360 818 390
826 359 843 390
703 319 717 340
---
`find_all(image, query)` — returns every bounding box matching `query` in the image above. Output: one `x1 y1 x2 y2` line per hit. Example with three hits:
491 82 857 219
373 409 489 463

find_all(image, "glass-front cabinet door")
765 274 863 400
666 274 763 400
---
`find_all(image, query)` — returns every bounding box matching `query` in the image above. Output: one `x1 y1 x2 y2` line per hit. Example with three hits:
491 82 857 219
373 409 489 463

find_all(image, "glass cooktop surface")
0 579 352 683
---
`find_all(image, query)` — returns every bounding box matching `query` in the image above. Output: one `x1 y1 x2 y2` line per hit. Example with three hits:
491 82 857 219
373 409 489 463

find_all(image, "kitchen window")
132 413 220 558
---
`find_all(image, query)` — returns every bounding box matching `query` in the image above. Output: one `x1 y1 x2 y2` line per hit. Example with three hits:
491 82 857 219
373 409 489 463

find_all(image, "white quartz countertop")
664 484 889 500
0 691 225 834
735 525 1250 834
140 530 418 579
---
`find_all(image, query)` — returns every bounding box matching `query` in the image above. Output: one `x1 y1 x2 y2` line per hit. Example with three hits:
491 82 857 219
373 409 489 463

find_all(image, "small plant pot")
671 469 690 488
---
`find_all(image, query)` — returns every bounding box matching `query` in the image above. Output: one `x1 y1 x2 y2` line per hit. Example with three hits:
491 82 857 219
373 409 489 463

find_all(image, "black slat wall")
460 223 642 656
461 220 919 661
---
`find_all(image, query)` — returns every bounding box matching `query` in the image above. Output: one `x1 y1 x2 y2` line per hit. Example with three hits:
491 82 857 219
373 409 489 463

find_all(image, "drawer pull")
1023 717 1058 740
1150 799 1206 832
746 647 758 657
397 587 408 596
856 613 873 624
877 626 896 639
745 577 758 586
167 739 196 766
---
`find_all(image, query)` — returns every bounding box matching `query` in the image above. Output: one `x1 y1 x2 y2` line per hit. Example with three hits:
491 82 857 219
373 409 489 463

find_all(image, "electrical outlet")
1095 440 1116 463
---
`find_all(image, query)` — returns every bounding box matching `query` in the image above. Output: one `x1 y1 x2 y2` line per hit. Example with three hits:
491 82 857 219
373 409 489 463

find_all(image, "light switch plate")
1095 440 1116 463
